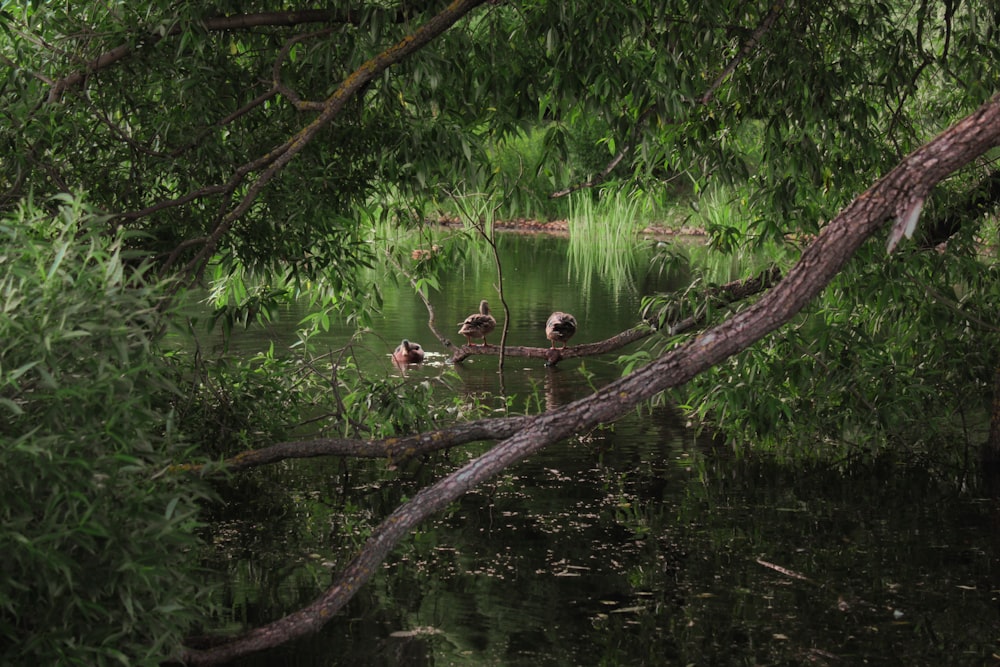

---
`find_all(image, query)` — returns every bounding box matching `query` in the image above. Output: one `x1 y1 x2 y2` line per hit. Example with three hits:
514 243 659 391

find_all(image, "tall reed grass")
566 190 645 297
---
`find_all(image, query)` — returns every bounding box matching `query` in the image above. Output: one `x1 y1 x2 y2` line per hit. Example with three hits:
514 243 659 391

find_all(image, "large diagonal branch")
181 92 1000 667
181 267 779 475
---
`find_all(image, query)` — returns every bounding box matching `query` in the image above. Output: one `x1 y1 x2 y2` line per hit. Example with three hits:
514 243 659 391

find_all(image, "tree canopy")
6 1 997 273
2 0 1000 664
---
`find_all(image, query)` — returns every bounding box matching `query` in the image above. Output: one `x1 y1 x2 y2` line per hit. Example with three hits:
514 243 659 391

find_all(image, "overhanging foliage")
2 1 1000 663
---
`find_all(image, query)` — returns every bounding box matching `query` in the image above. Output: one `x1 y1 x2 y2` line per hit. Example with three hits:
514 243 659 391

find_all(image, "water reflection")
223 411 999 666
197 232 683 361
542 365 581 411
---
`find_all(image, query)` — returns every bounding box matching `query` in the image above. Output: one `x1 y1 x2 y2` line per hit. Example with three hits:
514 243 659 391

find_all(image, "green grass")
566 191 644 297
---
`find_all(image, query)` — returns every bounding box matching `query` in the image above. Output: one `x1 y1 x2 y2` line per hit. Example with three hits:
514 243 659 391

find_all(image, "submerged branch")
180 269 777 472
181 414 534 474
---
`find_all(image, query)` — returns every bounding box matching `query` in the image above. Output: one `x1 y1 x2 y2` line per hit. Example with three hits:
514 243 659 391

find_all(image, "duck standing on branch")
545 311 577 349
392 339 425 364
458 299 497 346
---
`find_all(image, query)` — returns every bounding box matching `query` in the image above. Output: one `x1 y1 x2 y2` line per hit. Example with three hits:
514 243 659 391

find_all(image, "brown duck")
545 311 577 348
392 339 425 364
458 300 497 346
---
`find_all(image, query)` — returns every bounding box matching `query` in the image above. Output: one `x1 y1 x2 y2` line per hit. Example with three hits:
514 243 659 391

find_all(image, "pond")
199 231 999 666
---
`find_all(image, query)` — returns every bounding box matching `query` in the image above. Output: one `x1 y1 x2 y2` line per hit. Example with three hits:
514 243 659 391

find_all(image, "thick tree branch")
182 414 535 475
180 267 779 476
181 90 1000 667
173 0 489 288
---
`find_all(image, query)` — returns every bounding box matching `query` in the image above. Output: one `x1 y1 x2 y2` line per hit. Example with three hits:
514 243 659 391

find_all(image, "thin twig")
699 1 786 105
385 249 455 350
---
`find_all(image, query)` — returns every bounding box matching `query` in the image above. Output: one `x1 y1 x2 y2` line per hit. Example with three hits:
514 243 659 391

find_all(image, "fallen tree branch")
450 324 656 364
181 91 1000 667
451 266 782 364
182 266 779 474
179 414 534 474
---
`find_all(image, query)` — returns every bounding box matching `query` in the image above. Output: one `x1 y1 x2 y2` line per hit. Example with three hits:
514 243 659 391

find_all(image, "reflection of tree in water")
544 366 579 411
369 408 697 664
451 358 502 394
210 395 1000 666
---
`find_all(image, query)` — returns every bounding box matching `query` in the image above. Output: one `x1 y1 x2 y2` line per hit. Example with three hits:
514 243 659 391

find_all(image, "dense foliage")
679 242 1000 460
2 0 1000 662
5 3 993 263
0 197 216 665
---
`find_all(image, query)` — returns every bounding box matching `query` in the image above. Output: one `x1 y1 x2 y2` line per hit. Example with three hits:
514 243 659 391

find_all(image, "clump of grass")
690 185 752 254
566 189 648 297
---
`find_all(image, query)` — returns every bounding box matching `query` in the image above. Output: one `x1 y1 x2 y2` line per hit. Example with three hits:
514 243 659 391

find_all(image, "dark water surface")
203 233 1000 665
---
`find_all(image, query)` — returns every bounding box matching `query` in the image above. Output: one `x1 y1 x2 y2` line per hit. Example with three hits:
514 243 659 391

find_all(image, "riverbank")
432 214 706 239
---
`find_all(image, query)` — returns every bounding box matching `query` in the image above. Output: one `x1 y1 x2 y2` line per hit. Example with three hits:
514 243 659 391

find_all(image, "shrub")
0 195 215 666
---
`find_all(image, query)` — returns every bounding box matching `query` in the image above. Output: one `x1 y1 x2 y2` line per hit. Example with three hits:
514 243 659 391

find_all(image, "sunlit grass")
566 190 646 298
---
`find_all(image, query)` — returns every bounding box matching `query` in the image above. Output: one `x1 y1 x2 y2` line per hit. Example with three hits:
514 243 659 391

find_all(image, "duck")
545 311 577 349
458 299 497 346
392 339 425 364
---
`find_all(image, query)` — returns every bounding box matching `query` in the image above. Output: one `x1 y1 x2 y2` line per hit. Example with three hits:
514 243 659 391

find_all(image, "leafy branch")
45 10 362 102
109 0 490 288
552 0 787 197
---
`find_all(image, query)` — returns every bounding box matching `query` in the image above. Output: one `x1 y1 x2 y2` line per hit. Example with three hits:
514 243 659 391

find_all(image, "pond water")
200 232 1000 666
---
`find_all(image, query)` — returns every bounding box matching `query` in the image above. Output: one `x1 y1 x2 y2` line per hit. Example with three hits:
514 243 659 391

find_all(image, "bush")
0 195 215 666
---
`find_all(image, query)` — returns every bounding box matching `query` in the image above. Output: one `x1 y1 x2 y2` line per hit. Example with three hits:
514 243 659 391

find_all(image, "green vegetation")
2 0 999 662
0 197 216 666
679 238 1000 463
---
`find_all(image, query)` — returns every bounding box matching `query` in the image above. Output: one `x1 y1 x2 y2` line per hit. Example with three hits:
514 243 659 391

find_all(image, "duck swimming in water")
458 300 497 346
392 339 425 364
545 311 577 349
